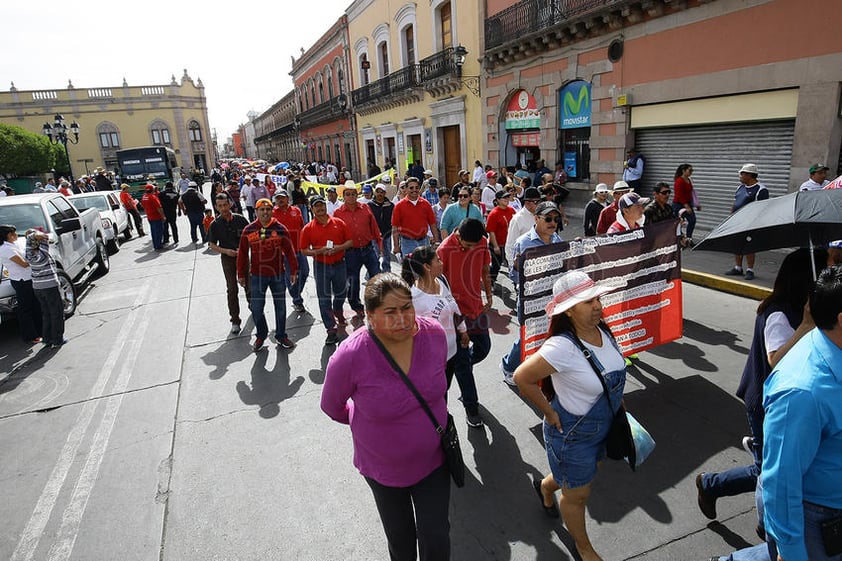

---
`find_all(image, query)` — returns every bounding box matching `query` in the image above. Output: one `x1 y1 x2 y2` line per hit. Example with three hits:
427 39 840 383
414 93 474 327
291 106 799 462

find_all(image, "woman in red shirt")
485 190 516 283
673 164 698 244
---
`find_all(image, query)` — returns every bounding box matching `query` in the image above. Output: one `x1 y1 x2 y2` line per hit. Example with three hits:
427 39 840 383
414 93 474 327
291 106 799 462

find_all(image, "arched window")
150 120 171 145
96 122 120 148
327 72 334 99
318 77 325 104
188 120 202 142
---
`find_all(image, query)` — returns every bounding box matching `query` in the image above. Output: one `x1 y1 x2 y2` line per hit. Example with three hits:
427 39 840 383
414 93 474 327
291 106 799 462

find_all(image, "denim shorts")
543 396 612 489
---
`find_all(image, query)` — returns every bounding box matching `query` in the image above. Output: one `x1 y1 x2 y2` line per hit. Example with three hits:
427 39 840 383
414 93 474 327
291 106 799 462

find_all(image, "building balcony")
484 0 695 67
298 96 349 128
418 47 467 97
352 65 424 115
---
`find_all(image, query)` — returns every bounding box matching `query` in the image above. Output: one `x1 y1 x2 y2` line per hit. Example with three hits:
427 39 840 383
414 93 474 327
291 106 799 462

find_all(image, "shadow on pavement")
450 407 574 561
587 361 749 525
200 326 255 381
235 348 304 419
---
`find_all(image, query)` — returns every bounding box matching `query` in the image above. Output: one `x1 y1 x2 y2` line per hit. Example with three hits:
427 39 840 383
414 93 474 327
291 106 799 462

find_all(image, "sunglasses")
525 199 541 204
542 215 562 223
658 190 671 195
458 194 470 198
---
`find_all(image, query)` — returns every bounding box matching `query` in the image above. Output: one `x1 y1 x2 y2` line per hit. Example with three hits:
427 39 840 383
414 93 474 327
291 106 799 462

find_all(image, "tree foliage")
0 123 57 176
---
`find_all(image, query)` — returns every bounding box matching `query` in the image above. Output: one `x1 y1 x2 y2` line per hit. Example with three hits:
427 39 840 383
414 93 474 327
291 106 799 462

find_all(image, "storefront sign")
559 81 592 129
505 89 541 130
511 132 540 147
564 151 577 178
518 219 683 359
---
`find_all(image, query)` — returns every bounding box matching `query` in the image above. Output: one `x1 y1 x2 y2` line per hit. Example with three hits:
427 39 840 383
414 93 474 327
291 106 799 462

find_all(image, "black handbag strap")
368 329 444 435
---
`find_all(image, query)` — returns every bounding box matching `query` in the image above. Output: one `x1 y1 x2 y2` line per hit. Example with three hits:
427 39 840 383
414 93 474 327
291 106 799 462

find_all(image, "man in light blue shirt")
762 264 842 561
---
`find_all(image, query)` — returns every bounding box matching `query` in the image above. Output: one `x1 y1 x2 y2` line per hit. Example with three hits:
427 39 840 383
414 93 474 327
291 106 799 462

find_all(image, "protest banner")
255 169 395 201
518 218 683 359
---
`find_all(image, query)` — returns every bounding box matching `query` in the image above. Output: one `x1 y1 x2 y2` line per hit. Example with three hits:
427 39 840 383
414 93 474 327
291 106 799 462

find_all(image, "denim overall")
543 329 626 488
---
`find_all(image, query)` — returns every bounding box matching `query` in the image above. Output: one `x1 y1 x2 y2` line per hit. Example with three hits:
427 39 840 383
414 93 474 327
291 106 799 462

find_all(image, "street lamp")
42 114 80 182
452 45 481 97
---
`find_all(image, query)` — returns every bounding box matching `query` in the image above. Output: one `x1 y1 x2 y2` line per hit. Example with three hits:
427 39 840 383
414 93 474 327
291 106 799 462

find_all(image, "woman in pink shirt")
321 273 452 560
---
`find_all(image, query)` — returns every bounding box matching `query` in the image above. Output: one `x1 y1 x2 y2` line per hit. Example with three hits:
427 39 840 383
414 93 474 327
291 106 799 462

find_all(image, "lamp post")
452 45 481 97
42 114 80 182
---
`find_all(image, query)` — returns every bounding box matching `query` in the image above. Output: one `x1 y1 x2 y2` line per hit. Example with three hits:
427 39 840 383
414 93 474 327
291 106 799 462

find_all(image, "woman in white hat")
514 270 625 561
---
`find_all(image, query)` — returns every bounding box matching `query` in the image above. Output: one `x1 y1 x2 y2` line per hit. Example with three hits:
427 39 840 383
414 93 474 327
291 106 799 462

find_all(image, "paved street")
0 212 781 561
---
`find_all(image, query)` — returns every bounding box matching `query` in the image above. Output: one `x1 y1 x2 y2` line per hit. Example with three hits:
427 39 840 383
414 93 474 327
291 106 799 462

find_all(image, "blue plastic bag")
626 412 655 468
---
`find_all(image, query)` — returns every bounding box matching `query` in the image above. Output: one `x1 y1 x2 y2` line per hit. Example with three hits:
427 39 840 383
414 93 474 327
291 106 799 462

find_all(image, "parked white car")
68 191 130 254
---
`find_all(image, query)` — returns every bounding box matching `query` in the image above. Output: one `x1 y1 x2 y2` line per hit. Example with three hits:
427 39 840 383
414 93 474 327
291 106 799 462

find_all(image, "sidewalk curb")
682 269 772 301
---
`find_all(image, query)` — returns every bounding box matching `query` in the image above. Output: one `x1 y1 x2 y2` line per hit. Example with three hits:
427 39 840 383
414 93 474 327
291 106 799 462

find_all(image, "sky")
2 0 351 143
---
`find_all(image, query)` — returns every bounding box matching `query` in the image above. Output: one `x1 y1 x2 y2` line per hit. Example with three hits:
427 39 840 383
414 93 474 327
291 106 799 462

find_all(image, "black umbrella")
694 189 842 278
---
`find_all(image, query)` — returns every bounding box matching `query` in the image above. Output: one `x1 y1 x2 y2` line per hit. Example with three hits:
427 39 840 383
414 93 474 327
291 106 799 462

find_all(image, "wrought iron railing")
351 65 421 106
485 0 624 50
419 47 455 81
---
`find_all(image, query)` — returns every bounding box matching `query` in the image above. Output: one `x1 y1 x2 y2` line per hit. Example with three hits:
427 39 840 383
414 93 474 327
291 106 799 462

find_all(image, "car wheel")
94 236 110 276
57 270 77 317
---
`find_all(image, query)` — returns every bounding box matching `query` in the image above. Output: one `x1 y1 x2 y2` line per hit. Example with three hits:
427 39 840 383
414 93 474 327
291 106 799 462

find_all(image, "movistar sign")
560 81 592 129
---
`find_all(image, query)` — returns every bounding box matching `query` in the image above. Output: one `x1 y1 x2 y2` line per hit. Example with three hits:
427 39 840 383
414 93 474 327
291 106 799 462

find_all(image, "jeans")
220 255 251 324
34 286 64 345
701 409 763 498
296 203 310 224
149 219 164 249
450 313 490 414
717 478 772 561
399 236 428 257
313 260 347 332
379 235 393 273
766 501 842 561
249 274 287 340
10 278 42 341
187 211 206 242
672 202 697 239
501 337 522 374
365 464 451 561
246 206 256 222
285 252 309 306
163 211 179 243
346 245 380 312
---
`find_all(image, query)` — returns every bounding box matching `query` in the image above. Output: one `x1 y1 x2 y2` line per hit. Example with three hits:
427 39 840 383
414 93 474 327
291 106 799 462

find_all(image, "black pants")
489 247 503 283
35 286 64 345
127 208 145 235
10 278 42 341
220 255 250 324
163 212 179 243
364 464 451 561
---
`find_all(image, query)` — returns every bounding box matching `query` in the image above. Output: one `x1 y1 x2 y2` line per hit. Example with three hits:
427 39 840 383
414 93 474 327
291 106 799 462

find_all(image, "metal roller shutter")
634 120 795 233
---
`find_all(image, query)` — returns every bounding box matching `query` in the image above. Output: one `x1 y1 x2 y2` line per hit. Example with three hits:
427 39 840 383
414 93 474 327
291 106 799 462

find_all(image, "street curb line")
682 269 772 301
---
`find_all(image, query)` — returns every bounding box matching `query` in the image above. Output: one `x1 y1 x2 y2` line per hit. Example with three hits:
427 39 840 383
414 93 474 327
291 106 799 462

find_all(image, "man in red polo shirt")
272 190 308 314
237 198 299 352
141 183 165 250
334 183 382 320
437 218 493 428
391 176 440 258
300 195 353 345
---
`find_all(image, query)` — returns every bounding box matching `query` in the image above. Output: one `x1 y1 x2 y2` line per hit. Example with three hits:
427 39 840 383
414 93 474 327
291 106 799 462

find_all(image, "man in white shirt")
505 187 543 273
177 172 192 194
325 186 343 215
481 171 499 215
799 163 830 191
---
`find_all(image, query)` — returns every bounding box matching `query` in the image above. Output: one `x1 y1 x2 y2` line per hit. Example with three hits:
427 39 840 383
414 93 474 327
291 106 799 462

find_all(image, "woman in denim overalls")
514 271 626 561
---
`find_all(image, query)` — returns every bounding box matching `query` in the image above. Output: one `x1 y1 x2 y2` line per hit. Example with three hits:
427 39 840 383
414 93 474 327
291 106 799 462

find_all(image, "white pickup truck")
0 193 110 320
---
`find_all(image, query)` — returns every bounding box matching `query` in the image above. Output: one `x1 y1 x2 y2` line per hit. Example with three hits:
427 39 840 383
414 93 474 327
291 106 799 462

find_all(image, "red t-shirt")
141 192 164 221
120 191 138 211
334 203 382 249
391 197 436 239
485 205 516 248
299 216 352 264
673 176 692 206
236 219 298 279
596 202 618 235
272 205 304 252
436 233 490 319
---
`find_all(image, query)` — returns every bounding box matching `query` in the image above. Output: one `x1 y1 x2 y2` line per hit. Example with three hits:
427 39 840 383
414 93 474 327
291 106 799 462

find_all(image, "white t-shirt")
799 178 829 191
481 185 497 214
506 208 535 263
537 332 626 415
764 311 796 356
411 281 465 360
0 240 31 281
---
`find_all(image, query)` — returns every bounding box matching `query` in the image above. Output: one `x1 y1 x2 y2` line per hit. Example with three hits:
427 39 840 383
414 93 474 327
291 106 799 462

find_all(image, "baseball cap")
274 189 290 198
381 175 392 183
428 178 438 188
255 198 273 209
424 169 433 176
326 186 337 193
374 183 386 192
145 185 154 191
810 163 830 174
535 201 560 216
361 183 373 193
523 187 542 200
309 195 326 206
618 192 651 210
494 189 510 200
486 170 497 179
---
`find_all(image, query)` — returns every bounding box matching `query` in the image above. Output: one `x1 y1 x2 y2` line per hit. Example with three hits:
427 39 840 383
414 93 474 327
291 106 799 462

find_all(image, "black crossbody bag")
569 333 637 471
368 329 466 487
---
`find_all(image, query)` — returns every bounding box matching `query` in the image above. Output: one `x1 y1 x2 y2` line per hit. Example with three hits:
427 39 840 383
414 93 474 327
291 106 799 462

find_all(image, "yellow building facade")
346 0 483 187
0 70 213 179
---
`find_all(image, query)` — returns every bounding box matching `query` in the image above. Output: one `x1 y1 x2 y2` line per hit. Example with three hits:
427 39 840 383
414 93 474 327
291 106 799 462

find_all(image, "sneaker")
466 413 484 428
230 322 241 335
625 357 633 367
741 436 754 454
276 336 296 350
253 338 265 352
501 362 517 387
744 269 755 281
325 331 339 345
724 266 743 276
293 304 306 313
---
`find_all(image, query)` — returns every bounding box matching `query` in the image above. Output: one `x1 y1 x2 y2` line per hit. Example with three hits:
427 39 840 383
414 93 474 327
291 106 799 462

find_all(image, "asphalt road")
1 215 769 561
